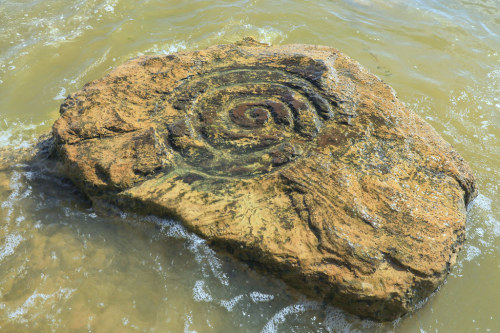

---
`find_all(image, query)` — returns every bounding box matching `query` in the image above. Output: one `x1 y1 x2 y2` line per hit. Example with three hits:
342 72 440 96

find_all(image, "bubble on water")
53 87 67 100
471 193 491 212
219 294 244 311
210 20 286 46
242 24 286 45
15 215 25 227
102 0 118 13
487 69 500 80
453 192 500 273
464 245 482 262
325 306 383 333
261 301 320 333
148 216 229 286
487 216 500 238
7 288 75 322
323 309 355 332
138 41 187 56
249 291 274 303
469 194 500 240
192 280 213 302
0 233 24 262
0 119 46 148
184 312 197 333
163 42 187 55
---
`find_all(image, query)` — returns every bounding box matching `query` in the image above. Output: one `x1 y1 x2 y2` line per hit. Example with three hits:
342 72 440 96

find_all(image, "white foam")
261 301 319 333
471 194 491 211
163 42 187 55
203 247 229 286
487 216 500 238
0 233 23 262
105 0 119 13
184 313 197 333
150 216 229 286
137 42 187 56
219 294 243 311
249 291 274 303
241 24 286 45
192 280 212 302
53 87 67 100
324 306 382 333
7 288 75 322
0 119 46 148
322 307 356 333
1 171 23 223
464 245 482 262
468 193 500 241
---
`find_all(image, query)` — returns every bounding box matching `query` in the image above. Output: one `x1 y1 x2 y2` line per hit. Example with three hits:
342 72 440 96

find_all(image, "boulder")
52 38 477 321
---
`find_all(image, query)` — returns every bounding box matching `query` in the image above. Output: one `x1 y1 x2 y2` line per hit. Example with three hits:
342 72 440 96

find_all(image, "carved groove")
156 65 338 177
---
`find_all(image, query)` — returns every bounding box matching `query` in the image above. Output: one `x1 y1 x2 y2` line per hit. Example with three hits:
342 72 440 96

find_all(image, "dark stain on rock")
176 173 205 185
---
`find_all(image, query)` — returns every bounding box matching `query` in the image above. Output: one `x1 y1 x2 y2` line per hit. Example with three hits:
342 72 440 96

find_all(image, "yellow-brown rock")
52 38 477 321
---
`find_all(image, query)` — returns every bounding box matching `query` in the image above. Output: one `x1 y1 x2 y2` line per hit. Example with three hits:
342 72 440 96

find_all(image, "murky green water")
0 0 499 332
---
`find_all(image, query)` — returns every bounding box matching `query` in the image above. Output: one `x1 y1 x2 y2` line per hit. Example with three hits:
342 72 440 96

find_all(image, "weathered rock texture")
52 38 477 321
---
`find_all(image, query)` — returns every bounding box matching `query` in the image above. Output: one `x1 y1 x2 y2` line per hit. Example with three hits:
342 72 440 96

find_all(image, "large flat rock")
52 38 477 321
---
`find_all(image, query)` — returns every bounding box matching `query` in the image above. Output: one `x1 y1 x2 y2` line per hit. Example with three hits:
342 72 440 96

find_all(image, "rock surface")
52 38 477 321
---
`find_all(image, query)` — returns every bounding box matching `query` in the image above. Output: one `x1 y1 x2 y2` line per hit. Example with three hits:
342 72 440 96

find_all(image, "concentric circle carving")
160 65 336 177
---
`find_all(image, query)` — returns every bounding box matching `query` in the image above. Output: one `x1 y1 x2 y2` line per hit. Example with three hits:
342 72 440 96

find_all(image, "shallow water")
0 0 499 332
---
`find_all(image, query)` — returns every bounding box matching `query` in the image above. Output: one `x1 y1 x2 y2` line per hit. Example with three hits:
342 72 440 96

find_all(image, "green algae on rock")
51 38 477 321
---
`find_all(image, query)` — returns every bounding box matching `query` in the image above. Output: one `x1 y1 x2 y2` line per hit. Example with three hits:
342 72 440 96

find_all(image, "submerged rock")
52 38 477 321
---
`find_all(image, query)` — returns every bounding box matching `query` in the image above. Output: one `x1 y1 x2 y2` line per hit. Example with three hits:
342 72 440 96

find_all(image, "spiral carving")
160 63 337 177
53 41 478 321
